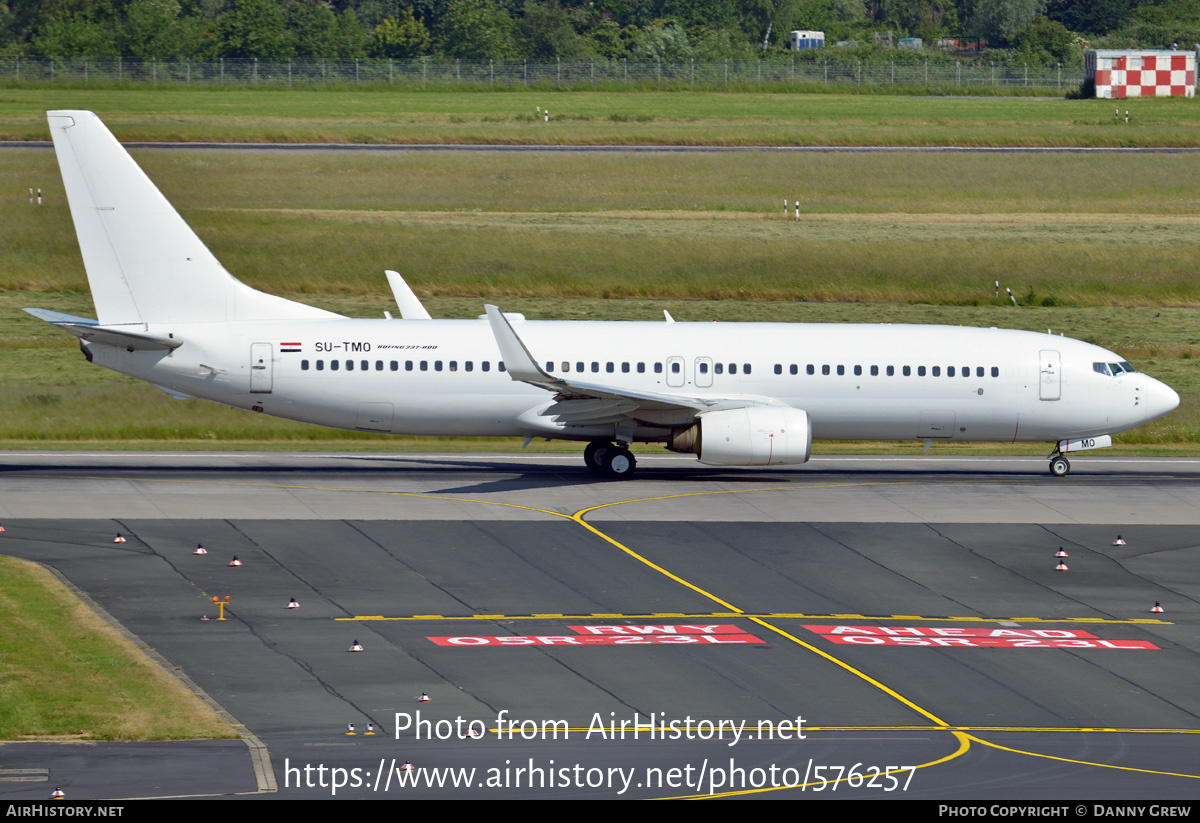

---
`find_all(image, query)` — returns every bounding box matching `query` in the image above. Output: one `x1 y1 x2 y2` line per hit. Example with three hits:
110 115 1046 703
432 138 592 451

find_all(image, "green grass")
2 88 1200 146
0 555 238 741
5 149 1200 305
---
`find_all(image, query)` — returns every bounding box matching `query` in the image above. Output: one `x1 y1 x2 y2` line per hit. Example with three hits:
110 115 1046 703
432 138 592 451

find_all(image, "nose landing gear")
1048 453 1070 477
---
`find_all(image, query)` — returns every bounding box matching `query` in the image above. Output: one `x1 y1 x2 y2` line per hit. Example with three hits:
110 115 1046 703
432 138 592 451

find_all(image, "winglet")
385 271 432 320
484 305 555 384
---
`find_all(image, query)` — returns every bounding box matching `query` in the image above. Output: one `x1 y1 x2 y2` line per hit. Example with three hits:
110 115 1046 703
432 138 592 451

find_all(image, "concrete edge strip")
36 561 278 794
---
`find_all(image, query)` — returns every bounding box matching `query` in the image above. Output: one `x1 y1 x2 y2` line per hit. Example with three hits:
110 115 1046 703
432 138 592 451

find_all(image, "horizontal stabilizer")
24 308 181 350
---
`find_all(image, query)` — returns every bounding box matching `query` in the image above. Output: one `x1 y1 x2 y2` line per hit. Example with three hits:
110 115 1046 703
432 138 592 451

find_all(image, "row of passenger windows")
301 359 507 372
774 364 1001 378
298 359 1004 378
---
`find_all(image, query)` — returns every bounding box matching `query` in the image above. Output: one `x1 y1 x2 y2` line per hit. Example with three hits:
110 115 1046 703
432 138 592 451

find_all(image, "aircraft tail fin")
47 111 340 326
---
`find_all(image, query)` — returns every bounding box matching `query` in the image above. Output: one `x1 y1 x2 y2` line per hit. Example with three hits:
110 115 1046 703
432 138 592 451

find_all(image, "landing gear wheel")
584 441 613 474
603 448 637 479
1049 456 1070 477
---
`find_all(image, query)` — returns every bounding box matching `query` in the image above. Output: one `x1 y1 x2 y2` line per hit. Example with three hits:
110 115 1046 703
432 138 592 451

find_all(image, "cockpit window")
1119 361 1136 373
1093 362 1110 376
1109 362 1124 375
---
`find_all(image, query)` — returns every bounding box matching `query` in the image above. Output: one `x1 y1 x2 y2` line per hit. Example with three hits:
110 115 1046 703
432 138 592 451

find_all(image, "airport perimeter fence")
0 56 1087 93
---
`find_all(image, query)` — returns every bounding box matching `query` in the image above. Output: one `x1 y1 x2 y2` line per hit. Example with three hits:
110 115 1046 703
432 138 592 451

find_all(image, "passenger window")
346 360 354 371
870 365 878 376
420 361 427 371
700 362 709 374
637 363 645 373
390 361 398 371
375 360 382 371
991 367 999 377
360 360 368 371
836 365 844 376
606 362 615 373
449 361 458 372
976 367 984 378
576 362 584 373
948 366 955 377
932 366 940 377
655 363 663 374
562 362 570 372
331 360 339 371
465 362 473 372
715 363 723 375
854 365 862 376
482 362 490 372
622 362 630 373
729 363 737 375
434 361 442 372
903 366 911 376
301 360 309 371
744 364 751 375
671 362 680 373
887 366 894 376
591 362 599 373
545 362 553 372
962 366 970 377
806 364 815 375
499 363 506 372
822 365 830 375
790 364 798 375
917 366 926 377
316 360 324 371
774 364 782 375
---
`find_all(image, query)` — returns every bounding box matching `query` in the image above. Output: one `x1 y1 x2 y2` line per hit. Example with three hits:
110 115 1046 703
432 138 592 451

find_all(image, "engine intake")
669 407 812 466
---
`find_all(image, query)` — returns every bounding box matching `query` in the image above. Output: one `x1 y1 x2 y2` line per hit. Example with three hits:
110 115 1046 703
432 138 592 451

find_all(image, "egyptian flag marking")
281 342 302 353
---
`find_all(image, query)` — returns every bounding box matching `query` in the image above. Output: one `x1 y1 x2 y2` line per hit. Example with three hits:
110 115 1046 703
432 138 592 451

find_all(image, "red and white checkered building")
1085 49 1195 98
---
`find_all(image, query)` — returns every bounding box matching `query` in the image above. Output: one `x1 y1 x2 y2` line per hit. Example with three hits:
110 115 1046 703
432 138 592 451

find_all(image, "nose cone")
1144 377 1180 423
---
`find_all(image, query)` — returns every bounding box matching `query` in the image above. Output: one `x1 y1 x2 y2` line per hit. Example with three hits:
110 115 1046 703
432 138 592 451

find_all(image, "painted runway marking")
804 625 1160 648
428 622 766 646
340 612 1171 625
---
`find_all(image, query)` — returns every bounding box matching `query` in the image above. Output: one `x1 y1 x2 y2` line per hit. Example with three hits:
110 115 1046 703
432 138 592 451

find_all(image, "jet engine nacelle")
669 406 812 466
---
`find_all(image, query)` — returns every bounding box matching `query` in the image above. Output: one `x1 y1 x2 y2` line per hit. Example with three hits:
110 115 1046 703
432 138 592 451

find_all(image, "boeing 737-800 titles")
29 111 1180 479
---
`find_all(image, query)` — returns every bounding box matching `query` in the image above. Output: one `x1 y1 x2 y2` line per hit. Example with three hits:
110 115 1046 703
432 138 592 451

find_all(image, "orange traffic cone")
1152 602 1164 613
193 543 207 555
366 722 376 735
1056 547 1069 558
1113 535 1126 546
401 761 414 772
229 556 242 567
419 692 430 703
113 533 126 543
1056 560 1069 571
346 723 356 736
349 640 364 652
286 598 299 609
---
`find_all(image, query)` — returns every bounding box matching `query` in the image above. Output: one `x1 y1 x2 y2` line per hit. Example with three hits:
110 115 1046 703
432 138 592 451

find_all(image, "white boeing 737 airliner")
29 111 1180 479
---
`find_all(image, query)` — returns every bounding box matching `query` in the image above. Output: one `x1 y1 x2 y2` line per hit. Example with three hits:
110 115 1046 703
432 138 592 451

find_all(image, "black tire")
1049 457 1070 477
584 441 612 473
603 448 637 479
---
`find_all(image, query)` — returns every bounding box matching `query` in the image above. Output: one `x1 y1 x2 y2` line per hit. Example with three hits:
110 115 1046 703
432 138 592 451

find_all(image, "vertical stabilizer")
47 111 339 325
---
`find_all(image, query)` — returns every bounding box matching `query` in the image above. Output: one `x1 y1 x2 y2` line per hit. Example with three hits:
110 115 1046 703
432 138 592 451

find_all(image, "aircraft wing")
25 308 182 350
484 305 717 425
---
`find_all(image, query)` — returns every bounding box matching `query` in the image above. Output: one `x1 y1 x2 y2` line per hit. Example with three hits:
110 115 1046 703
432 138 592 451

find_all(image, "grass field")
0 555 238 740
1 99 1197 449
2 88 1200 146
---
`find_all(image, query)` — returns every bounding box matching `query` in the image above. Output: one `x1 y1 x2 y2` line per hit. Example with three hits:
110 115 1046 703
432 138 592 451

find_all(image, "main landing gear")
584 440 637 479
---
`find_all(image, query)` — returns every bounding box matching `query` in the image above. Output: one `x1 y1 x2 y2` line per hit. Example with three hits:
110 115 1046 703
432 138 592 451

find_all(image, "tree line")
1 0 1197 66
